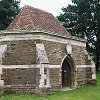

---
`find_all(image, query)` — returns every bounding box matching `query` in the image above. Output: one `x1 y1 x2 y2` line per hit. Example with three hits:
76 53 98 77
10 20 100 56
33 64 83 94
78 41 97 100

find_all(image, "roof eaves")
0 30 86 42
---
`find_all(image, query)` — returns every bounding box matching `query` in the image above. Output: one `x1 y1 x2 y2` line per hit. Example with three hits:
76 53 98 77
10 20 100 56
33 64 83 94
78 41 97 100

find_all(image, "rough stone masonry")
0 5 96 96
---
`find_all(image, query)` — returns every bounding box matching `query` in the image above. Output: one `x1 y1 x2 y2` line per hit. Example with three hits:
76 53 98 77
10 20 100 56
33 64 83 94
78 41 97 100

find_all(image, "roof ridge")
23 5 53 16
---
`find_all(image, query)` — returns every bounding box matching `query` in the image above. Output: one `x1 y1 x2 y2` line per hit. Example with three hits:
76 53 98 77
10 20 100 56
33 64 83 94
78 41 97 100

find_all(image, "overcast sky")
20 0 72 16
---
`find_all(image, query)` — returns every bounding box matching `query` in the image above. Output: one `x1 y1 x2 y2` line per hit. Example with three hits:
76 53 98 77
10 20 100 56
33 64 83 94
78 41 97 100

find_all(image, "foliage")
0 0 20 30
0 74 100 100
57 0 100 71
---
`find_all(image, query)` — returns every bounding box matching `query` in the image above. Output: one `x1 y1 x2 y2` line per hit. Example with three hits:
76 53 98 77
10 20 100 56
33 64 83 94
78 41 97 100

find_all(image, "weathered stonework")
1 39 87 67
42 40 86 65
0 32 96 96
0 5 96 96
49 68 61 89
1 68 37 93
2 68 36 85
2 40 36 65
76 67 92 87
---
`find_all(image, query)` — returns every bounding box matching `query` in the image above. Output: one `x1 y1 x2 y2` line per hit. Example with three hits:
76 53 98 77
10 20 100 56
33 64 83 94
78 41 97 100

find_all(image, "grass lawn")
0 74 100 100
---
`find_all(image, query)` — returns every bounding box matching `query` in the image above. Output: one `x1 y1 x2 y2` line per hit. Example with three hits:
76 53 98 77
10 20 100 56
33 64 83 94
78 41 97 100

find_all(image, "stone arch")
61 55 75 89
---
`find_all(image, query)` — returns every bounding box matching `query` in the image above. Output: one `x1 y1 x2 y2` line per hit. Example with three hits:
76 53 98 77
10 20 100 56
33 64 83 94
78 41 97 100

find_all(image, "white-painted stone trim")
92 67 96 79
0 45 7 64
0 68 3 86
0 80 4 87
0 45 7 87
36 43 51 88
47 65 60 68
39 64 51 88
46 67 51 87
0 65 60 69
0 64 96 69
36 44 49 63
0 68 2 74
76 65 95 68
0 30 86 42
0 65 37 68
0 34 86 47
39 78 44 88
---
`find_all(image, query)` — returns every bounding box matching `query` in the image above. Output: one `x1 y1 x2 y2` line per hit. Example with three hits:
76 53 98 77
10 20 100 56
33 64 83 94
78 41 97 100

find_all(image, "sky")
20 0 72 16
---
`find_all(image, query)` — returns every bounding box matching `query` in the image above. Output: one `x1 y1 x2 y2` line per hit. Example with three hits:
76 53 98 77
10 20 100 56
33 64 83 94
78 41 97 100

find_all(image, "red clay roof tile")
6 5 70 37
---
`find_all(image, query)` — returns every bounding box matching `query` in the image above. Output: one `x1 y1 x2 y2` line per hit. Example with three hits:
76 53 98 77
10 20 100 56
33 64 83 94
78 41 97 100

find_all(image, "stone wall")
1 68 37 93
42 40 86 65
2 40 36 65
0 38 95 95
71 45 86 65
76 67 92 87
49 68 61 90
1 39 87 65
2 68 36 85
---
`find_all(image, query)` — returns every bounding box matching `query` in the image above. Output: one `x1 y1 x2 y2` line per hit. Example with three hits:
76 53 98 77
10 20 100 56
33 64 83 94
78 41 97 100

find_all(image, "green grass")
1 74 100 100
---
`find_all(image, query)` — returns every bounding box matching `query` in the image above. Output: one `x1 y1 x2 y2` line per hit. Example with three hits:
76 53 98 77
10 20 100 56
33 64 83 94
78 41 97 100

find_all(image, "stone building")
0 5 96 96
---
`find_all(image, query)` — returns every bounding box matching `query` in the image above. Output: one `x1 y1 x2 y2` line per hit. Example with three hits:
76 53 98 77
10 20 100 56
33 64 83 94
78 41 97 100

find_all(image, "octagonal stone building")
0 5 96 96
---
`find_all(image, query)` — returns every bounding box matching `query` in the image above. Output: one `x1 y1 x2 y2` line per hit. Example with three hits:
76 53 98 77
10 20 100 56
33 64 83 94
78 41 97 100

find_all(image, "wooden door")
62 59 71 88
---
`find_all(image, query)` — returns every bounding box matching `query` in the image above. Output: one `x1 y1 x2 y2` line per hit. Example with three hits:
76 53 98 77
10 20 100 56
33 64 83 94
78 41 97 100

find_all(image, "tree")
57 0 100 71
0 0 20 30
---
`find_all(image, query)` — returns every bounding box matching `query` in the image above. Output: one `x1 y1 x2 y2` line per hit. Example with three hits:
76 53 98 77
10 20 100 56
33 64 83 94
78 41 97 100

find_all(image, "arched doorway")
62 55 75 88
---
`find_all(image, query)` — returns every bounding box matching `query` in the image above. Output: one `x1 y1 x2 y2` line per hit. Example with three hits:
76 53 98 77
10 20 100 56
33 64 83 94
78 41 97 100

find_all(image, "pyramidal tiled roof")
6 5 70 37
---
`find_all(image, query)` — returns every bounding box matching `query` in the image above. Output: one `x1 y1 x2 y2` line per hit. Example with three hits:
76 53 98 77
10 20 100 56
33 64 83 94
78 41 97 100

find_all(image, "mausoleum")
0 5 96 96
